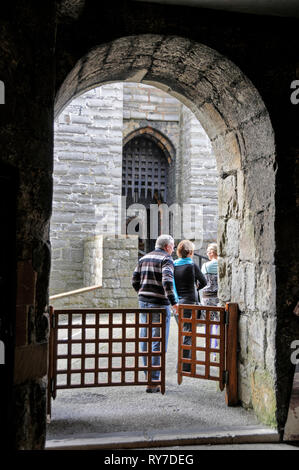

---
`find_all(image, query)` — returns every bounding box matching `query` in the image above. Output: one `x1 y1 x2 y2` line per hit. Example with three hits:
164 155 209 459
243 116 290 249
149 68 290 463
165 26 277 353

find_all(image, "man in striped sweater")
132 234 178 393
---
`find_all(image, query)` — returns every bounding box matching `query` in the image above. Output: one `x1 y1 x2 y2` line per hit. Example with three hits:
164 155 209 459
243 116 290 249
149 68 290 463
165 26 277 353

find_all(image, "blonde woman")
201 243 218 307
201 242 219 360
173 240 207 372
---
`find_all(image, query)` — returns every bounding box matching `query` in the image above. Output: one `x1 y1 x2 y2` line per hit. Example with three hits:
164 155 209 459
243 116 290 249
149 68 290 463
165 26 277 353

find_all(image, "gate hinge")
223 370 229 385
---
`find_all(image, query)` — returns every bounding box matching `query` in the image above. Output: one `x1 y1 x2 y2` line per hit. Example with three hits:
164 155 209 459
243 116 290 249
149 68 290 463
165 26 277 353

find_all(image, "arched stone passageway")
54 34 276 426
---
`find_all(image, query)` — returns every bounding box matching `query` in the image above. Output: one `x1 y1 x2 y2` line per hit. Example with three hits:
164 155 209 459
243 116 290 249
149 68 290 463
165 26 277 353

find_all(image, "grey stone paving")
47 316 261 442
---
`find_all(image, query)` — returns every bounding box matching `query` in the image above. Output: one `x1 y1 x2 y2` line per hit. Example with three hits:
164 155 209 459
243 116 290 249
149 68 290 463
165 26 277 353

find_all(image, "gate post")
47 306 54 418
225 302 239 406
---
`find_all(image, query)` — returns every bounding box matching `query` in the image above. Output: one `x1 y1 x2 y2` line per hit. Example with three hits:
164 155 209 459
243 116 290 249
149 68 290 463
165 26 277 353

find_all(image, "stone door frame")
54 34 277 426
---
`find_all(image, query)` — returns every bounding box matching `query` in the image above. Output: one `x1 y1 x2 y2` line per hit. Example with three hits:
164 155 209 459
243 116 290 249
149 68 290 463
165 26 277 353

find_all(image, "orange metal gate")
47 307 166 416
177 302 238 405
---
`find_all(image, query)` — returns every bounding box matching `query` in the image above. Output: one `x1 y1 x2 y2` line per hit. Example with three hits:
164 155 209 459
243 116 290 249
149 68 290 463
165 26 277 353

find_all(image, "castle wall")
50 82 217 304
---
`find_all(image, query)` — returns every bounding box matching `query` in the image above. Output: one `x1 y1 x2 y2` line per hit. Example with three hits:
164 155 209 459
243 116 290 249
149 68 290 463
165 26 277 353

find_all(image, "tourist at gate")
131 234 178 393
173 240 207 372
201 243 219 360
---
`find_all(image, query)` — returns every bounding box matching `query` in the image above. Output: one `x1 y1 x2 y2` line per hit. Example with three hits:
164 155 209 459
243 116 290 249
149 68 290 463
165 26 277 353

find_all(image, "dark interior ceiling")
132 0 299 18
55 0 299 23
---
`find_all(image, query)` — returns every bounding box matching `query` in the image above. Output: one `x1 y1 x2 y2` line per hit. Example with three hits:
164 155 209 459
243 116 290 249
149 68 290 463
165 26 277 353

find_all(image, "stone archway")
54 34 276 426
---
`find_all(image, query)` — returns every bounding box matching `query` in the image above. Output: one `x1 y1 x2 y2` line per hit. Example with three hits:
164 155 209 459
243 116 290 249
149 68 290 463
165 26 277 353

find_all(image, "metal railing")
193 252 209 270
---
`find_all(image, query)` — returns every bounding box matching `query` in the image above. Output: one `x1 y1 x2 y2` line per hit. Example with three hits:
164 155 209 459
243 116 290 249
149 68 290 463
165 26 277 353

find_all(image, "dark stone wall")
0 0 56 450
54 0 299 433
0 0 298 448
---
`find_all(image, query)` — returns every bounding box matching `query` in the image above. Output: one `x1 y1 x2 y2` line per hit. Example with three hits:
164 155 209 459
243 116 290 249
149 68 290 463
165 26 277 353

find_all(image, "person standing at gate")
173 240 207 305
201 242 218 306
173 240 207 372
132 234 178 393
201 242 219 360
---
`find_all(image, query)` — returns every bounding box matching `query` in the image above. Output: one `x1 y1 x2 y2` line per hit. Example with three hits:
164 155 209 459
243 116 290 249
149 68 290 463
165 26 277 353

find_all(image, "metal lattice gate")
122 135 170 253
122 135 168 203
47 307 166 417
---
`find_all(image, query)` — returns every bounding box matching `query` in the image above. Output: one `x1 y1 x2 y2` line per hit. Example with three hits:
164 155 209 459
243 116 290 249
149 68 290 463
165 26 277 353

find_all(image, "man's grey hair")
155 234 174 250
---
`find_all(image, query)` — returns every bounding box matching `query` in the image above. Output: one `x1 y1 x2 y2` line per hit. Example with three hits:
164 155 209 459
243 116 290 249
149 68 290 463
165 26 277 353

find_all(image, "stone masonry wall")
0 0 56 450
180 105 218 252
50 81 218 307
83 235 103 287
50 235 138 309
50 84 123 294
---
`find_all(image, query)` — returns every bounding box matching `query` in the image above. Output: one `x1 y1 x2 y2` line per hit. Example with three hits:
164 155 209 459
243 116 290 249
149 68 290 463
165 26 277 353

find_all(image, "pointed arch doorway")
122 128 175 255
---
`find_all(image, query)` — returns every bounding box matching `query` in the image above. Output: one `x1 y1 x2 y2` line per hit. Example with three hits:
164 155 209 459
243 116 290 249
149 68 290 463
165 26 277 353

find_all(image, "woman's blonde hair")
207 242 218 255
177 240 195 258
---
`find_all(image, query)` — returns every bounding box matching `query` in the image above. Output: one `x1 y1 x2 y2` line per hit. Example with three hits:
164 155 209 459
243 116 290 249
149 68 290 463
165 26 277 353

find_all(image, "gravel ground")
47 315 259 440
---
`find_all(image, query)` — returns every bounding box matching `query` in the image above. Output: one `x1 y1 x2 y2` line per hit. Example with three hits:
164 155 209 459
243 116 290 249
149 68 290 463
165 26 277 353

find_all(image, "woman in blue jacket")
173 240 207 372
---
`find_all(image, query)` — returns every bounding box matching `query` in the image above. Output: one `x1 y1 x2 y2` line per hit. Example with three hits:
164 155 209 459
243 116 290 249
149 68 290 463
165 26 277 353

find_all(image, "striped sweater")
132 248 177 306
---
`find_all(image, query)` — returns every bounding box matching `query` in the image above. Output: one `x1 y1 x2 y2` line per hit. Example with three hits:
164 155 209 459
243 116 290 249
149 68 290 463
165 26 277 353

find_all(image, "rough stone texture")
179 104 218 250
83 235 103 287
0 0 56 450
1 0 298 450
14 378 48 450
123 82 180 122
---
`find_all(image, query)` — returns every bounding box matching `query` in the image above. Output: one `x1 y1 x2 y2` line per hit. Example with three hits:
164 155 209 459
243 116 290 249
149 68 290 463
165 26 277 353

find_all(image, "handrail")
193 252 209 270
49 283 102 300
